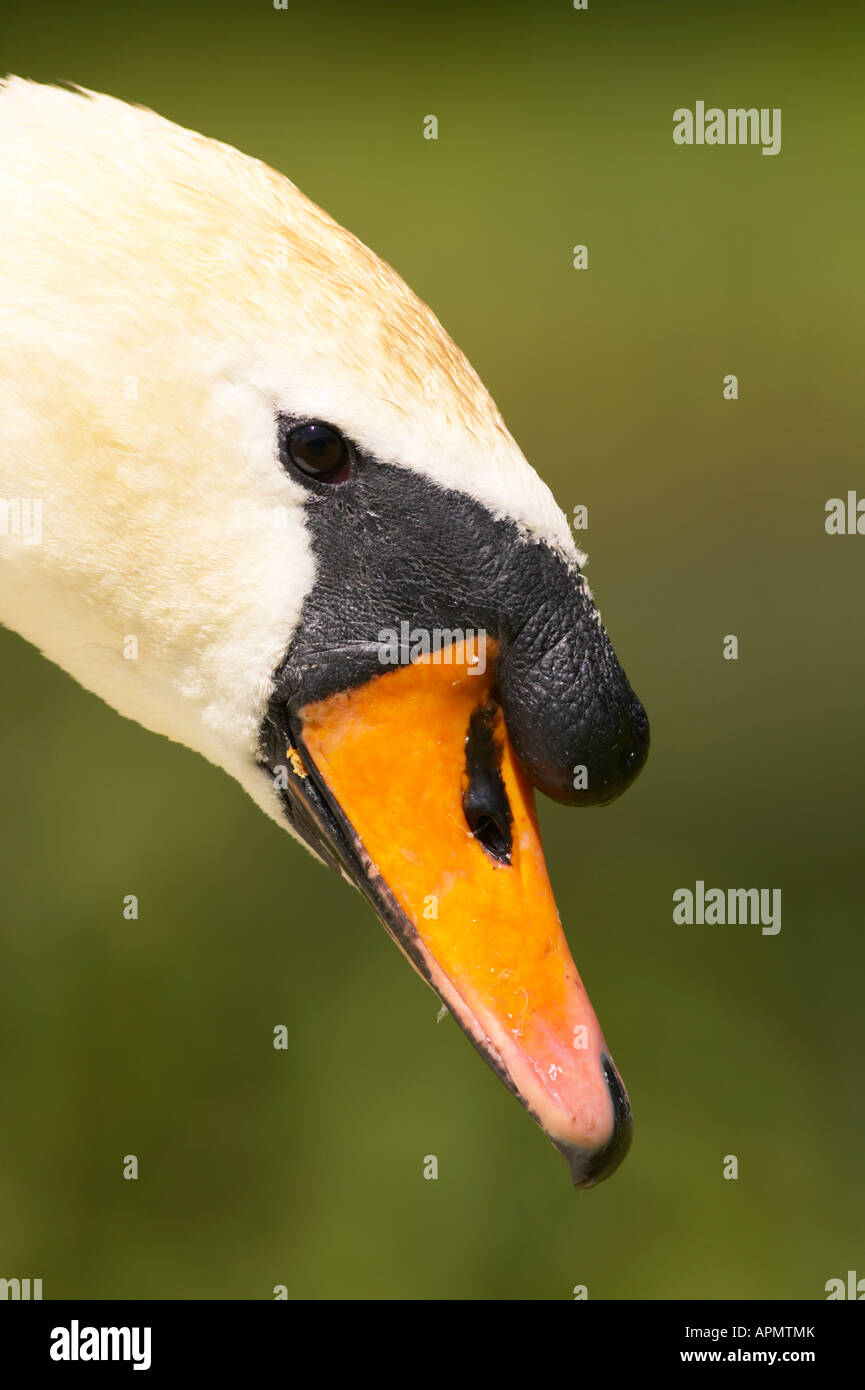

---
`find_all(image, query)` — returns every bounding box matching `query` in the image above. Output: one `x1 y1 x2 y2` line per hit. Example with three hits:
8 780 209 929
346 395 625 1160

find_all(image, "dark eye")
281 421 352 483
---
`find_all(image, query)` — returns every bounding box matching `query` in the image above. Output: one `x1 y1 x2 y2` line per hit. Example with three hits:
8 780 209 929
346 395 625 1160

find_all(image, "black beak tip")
555 1053 634 1190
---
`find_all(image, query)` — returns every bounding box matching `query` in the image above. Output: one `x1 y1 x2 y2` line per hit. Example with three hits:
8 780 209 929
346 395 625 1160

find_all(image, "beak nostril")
465 808 512 864
462 701 513 866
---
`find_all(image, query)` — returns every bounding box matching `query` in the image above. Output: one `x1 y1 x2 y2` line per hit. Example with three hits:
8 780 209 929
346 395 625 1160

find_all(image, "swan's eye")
281 421 352 483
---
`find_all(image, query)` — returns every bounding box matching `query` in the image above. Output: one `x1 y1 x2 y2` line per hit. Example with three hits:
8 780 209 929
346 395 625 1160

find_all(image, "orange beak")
290 637 631 1187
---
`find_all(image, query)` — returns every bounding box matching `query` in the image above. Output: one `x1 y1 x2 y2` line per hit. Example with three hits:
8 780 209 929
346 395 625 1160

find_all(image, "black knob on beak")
568 687 650 807
497 556 650 807
509 682 650 807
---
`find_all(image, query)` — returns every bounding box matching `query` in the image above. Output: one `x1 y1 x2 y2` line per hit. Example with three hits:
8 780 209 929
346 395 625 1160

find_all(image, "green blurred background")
2 0 863 1299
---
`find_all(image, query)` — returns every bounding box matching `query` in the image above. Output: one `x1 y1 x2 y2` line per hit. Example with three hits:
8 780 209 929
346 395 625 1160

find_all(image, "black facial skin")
260 418 649 813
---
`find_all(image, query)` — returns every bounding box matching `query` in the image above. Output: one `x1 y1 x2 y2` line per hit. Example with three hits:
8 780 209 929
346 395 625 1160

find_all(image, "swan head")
0 78 649 1187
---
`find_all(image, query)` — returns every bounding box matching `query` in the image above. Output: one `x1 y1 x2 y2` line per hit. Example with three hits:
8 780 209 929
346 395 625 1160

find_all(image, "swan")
0 78 649 1189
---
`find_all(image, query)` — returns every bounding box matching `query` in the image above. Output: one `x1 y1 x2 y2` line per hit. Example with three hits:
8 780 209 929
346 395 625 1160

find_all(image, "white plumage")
0 79 579 838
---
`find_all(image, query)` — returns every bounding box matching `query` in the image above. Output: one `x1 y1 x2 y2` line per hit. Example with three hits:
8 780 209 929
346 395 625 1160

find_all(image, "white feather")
0 79 581 828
